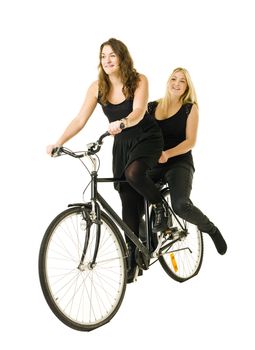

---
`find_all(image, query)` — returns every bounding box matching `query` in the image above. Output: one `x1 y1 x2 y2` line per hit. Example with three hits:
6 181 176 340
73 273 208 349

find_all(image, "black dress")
99 98 164 188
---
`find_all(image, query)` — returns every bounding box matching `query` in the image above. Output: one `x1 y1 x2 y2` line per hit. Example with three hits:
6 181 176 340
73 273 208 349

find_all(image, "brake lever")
86 143 101 155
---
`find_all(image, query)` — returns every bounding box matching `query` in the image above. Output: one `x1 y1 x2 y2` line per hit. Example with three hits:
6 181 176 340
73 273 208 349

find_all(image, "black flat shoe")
209 228 227 255
152 202 168 233
127 266 143 284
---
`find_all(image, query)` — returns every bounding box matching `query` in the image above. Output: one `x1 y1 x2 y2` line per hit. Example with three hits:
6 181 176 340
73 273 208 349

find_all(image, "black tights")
124 160 162 204
119 183 144 246
119 160 162 247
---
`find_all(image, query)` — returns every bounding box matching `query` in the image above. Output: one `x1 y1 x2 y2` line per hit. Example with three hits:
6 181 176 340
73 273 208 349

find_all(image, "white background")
1 0 254 349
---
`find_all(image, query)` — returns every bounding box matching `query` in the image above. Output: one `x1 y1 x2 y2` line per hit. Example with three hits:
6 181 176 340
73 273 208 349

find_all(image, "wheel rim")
160 215 203 280
158 190 203 280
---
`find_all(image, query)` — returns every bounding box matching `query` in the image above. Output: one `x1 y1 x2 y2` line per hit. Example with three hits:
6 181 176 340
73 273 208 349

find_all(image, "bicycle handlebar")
97 131 110 145
51 123 125 158
51 130 111 158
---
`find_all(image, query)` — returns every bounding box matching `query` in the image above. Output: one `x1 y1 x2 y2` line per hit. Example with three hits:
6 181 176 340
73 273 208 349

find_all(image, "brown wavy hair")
98 38 140 105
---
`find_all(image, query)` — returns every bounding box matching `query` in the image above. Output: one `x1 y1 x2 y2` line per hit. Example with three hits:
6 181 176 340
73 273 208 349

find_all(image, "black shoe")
208 228 227 255
127 266 143 284
126 243 137 283
152 202 168 233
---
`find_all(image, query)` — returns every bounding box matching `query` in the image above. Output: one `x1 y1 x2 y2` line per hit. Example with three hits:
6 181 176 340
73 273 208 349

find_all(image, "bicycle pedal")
163 229 174 239
163 228 172 235
163 228 179 240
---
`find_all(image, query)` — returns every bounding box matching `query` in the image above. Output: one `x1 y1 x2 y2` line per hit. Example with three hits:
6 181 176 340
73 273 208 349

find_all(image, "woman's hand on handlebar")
108 121 124 135
46 144 62 156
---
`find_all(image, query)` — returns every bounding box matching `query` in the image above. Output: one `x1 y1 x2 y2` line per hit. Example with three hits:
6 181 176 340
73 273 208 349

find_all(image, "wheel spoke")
152 189 203 282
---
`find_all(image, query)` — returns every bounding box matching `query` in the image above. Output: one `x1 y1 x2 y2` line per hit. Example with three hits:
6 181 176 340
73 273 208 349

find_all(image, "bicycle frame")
54 138 187 270
93 171 151 264
67 152 152 270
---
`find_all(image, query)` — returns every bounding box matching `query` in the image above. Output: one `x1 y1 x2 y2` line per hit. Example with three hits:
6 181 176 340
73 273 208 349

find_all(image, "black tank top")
98 98 157 137
148 101 194 170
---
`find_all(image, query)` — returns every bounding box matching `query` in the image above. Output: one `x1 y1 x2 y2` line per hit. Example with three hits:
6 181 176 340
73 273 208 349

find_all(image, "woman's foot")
208 228 227 255
126 242 143 283
152 202 169 233
127 266 143 283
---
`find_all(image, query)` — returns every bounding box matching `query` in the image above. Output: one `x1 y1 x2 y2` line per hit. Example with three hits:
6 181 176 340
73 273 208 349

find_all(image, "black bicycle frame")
71 171 188 269
69 170 151 269
94 172 151 258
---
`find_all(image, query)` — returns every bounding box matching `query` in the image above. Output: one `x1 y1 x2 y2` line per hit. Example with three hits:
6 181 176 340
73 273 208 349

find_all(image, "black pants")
149 165 216 234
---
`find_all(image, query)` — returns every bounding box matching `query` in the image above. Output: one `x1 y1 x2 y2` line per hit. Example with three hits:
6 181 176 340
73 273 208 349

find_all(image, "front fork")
69 201 101 270
89 200 101 268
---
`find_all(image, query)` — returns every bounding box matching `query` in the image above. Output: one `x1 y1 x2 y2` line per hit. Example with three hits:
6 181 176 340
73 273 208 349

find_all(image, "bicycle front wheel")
39 205 127 331
152 189 204 282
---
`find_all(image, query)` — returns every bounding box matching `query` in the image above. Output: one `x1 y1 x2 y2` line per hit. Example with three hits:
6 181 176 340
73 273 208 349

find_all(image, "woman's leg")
124 160 168 232
119 182 144 282
119 182 144 244
165 166 227 255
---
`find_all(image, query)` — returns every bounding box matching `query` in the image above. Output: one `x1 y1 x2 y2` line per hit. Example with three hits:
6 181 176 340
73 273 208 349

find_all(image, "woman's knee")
124 167 136 184
172 198 191 217
125 169 144 188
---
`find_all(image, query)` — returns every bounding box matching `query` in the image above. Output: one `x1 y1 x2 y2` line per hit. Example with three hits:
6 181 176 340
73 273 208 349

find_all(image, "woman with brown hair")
47 38 169 282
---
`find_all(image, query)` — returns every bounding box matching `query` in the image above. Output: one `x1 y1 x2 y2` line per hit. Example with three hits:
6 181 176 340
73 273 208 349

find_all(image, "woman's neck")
108 72 122 86
169 95 182 107
107 73 125 103
156 96 183 119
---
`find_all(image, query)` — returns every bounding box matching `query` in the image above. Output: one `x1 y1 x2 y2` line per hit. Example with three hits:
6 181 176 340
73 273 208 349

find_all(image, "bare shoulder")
138 74 148 84
137 74 148 91
87 80 99 97
189 103 199 119
191 103 198 113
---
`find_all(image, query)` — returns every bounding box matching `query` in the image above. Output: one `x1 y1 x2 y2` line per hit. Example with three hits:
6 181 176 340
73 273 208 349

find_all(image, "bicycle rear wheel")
39 205 127 331
152 188 204 282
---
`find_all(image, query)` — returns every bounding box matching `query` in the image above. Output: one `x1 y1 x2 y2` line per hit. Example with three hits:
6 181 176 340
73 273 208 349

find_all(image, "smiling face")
100 45 120 75
168 70 188 98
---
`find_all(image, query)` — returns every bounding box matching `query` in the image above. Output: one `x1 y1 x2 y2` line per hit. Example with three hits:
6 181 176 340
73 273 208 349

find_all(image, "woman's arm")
47 81 98 154
159 104 199 163
128 74 148 126
108 74 148 134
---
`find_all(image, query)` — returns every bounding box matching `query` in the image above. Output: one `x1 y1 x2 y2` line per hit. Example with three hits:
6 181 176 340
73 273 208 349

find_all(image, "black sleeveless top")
99 98 157 136
148 101 194 170
98 98 164 186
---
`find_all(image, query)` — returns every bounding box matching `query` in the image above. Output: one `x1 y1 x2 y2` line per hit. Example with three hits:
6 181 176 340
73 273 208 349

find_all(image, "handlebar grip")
51 146 62 157
98 131 110 145
98 122 125 144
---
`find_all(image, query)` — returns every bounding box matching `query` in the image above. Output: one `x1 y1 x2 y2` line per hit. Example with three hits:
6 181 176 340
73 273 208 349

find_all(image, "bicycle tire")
39 205 127 331
152 188 204 282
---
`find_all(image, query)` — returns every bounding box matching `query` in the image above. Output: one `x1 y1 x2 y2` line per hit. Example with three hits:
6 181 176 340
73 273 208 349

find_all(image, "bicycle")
39 131 204 331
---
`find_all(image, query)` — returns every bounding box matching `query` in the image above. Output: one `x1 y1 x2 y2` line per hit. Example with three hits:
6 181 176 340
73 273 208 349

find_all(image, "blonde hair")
158 67 198 114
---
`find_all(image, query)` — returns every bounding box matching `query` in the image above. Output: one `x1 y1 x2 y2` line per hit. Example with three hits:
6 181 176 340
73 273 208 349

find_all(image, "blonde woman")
148 67 227 255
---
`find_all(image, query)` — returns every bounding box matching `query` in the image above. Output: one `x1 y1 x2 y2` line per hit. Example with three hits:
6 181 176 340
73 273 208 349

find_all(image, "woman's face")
100 45 120 75
168 71 188 98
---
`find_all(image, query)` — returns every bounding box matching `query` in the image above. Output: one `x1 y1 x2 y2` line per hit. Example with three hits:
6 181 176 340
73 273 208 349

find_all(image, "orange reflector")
170 253 178 272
